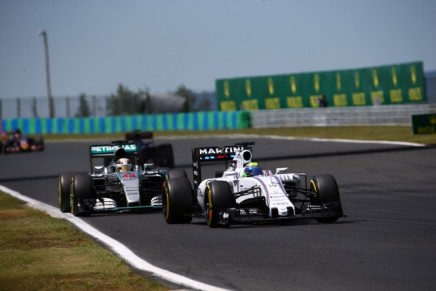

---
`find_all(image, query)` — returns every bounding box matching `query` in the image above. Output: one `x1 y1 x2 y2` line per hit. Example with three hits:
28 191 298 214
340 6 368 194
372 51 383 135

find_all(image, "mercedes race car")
125 130 174 167
1 129 44 153
163 142 344 227
58 141 167 216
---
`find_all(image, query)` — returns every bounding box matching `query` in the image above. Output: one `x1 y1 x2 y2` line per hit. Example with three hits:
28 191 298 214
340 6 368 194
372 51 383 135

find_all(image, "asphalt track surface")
1 136 436 291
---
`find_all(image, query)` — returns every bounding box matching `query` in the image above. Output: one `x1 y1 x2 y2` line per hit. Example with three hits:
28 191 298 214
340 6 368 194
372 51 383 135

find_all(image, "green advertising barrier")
1 111 251 135
412 113 436 135
216 61 426 111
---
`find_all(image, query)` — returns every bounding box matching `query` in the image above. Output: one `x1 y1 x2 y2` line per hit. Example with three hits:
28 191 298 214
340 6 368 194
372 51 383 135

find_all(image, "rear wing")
125 131 153 141
90 143 138 157
89 142 138 171
192 142 254 190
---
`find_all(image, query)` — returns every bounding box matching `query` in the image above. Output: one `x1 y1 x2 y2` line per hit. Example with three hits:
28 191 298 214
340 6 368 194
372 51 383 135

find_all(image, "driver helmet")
116 158 132 173
13 128 22 139
243 162 263 177
114 147 127 161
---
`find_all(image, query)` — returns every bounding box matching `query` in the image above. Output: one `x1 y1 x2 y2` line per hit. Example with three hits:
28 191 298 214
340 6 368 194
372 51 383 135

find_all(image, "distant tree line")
76 84 208 117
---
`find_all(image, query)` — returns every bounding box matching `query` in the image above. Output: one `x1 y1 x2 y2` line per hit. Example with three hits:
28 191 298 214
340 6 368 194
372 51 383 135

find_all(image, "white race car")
163 142 344 227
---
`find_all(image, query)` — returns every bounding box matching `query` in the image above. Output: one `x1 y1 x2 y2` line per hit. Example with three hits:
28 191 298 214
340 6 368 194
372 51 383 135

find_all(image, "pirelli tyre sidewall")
70 173 94 216
58 172 74 213
163 178 193 223
310 174 343 223
206 181 234 228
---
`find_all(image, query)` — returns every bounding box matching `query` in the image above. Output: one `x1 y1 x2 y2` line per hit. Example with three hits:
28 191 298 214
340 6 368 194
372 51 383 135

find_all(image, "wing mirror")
275 167 288 174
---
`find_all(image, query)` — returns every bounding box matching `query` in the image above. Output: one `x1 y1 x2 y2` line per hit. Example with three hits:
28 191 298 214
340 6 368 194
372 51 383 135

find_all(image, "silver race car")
59 141 166 216
163 142 344 227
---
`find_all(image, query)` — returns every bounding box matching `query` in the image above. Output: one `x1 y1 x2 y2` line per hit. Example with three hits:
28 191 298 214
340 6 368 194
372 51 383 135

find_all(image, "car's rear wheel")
140 146 158 165
70 173 95 216
157 144 174 167
163 178 193 223
310 174 343 223
206 181 234 228
58 172 74 213
36 137 44 151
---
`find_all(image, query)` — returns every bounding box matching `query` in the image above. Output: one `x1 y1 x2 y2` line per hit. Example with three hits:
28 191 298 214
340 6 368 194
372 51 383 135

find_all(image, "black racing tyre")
36 137 44 151
206 181 234 228
166 169 187 180
70 173 94 216
157 144 174 167
58 172 74 213
310 174 343 223
163 178 193 224
3 141 13 154
140 147 158 165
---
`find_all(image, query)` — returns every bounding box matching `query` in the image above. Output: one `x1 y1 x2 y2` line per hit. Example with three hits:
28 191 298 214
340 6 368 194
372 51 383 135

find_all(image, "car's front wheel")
206 181 234 228
58 172 74 213
70 173 95 216
310 174 343 223
163 178 193 223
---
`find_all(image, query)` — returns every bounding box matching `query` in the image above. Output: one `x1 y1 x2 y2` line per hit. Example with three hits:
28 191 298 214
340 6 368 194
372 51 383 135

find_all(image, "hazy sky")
1 0 435 98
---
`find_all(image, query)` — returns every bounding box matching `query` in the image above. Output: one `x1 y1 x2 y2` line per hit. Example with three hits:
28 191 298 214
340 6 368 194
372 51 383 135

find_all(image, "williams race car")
163 142 344 227
1 129 44 153
58 141 166 216
125 130 174 167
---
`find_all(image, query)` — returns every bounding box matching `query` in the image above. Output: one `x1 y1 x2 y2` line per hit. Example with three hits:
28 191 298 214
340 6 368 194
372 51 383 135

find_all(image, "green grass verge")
43 126 436 145
0 192 169 291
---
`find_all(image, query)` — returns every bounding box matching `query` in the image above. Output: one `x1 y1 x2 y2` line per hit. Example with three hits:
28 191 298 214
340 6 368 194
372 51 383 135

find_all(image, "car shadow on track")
85 208 163 218
189 218 361 229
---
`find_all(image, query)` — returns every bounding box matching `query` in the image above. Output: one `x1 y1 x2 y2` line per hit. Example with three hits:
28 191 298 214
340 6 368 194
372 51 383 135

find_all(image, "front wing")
204 186 343 224
209 202 343 225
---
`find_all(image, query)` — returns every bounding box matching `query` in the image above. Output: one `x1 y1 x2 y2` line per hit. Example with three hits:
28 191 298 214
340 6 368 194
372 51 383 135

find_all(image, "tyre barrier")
1 111 251 135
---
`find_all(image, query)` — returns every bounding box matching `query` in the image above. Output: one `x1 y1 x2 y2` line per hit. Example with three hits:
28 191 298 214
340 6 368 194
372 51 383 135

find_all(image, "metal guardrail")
250 104 436 128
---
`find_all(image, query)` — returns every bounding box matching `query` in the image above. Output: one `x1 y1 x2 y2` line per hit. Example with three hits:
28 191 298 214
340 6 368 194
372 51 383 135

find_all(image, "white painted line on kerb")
0 185 230 291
